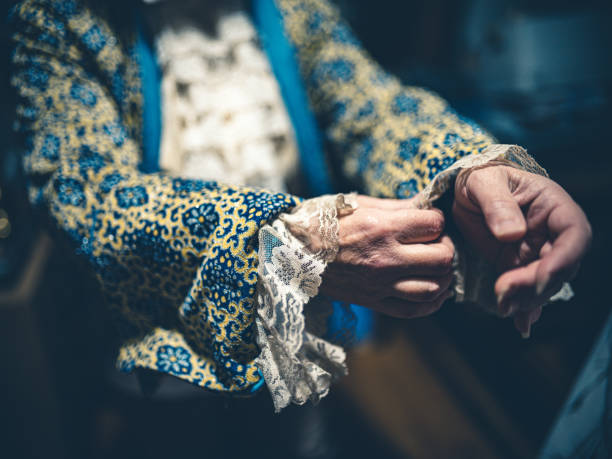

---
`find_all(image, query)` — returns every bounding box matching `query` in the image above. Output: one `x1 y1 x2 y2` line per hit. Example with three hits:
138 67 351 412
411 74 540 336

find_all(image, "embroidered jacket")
9 0 494 393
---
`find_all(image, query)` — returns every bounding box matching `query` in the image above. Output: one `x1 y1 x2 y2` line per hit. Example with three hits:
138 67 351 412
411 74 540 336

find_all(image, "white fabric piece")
254 194 358 412
152 8 298 191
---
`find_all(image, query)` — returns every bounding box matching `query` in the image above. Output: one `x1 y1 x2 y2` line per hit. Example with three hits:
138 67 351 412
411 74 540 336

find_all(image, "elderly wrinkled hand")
453 164 592 337
320 195 455 318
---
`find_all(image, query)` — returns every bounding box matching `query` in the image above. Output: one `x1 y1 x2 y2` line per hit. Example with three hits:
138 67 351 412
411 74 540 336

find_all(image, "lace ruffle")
254 193 357 412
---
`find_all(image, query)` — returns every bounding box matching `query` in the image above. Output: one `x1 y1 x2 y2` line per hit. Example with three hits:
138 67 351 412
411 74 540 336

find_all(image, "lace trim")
254 193 357 412
417 144 573 313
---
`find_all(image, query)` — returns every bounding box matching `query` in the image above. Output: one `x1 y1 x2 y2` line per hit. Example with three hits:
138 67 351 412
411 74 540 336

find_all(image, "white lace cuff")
254 193 357 412
416 144 573 314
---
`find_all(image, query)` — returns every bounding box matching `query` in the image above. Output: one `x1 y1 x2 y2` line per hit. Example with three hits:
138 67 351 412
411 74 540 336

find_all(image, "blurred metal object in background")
455 0 612 157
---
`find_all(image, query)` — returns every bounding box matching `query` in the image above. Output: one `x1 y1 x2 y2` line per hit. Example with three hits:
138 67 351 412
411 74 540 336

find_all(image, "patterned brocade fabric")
275 0 496 198
10 0 298 393
10 0 499 395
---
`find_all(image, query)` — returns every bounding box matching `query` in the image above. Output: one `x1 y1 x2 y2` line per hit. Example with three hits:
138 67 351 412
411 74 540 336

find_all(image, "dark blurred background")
1 0 611 458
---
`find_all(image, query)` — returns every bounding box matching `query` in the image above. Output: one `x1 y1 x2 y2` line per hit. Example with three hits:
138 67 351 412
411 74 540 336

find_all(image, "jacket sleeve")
275 0 496 198
10 0 299 393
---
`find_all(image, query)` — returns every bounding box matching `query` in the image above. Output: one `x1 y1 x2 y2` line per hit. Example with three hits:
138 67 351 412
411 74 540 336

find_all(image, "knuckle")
466 168 487 189
362 249 390 271
378 219 397 239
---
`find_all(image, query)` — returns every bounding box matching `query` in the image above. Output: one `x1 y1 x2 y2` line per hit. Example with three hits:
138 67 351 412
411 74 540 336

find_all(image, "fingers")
534 204 591 295
465 168 527 242
495 257 568 318
374 291 454 319
495 196 590 313
392 239 455 275
513 306 542 339
391 273 454 302
390 208 445 243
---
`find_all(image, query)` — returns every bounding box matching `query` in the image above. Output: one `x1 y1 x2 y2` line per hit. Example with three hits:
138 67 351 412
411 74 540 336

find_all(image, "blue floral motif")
397 179 419 198
117 358 135 373
55 177 86 207
398 137 421 161
111 70 125 102
331 24 360 46
41 134 60 160
53 0 77 16
78 145 105 178
307 11 325 33
24 64 49 91
443 133 462 146
22 106 39 121
70 82 97 107
172 178 218 195
391 93 420 115
116 186 148 208
356 137 374 173
312 59 355 85
82 25 106 54
183 204 218 238
99 172 124 194
156 345 192 375
38 31 59 47
179 294 199 318
426 156 457 179
122 222 181 265
331 99 348 122
102 121 126 147
356 100 375 120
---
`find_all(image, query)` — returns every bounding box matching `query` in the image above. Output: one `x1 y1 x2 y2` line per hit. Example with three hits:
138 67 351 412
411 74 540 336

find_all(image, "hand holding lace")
319 195 455 319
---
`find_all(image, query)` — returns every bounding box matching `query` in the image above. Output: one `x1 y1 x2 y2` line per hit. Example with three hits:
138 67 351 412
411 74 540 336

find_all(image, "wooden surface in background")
341 330 535 459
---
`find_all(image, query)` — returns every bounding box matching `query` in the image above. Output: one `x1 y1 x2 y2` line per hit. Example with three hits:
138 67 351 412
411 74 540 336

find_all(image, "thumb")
467 168 526 241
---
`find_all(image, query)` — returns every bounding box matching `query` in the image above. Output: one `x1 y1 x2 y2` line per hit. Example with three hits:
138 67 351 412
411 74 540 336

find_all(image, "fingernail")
497 288 509 306
520 322 532 339
521 329 531 339
536 275 549 296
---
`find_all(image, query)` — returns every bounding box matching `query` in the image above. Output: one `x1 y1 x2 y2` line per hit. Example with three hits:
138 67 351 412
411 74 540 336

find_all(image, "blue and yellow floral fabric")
9 0 494 393
276 0 495 198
